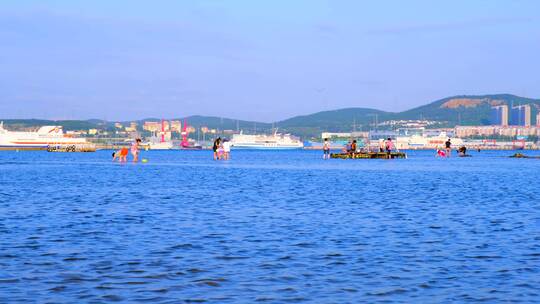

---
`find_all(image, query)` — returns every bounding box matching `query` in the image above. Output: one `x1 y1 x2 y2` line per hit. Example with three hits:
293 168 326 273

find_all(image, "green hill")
396 94 540 126
276 108 390 137
276 94 540 137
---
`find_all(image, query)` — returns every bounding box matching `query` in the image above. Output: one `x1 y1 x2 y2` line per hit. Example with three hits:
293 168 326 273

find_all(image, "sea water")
0 150 539 303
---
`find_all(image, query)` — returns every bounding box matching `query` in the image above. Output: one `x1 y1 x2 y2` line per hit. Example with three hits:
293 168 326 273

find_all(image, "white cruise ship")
0 122 87 150
231 131 303 149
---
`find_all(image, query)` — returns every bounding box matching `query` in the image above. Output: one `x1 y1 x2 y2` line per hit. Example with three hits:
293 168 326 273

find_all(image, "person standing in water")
212 137 221 160
323 138 330 159
222 139 232 160
379 139 386 152
131 138 141 162
445 138 452 158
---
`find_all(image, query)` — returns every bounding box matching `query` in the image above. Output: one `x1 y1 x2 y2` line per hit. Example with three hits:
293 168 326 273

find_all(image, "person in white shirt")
323 138 331 159
223 140 232 160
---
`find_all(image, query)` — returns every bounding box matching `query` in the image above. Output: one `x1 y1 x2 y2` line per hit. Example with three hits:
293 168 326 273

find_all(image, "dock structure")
47 144 96 152
330 152 407 159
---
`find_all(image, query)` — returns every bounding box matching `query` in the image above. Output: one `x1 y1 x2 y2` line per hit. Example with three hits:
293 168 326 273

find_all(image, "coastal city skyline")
1 0 540 121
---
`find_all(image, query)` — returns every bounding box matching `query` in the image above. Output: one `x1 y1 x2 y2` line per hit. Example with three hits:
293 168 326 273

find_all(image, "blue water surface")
0 150 539 303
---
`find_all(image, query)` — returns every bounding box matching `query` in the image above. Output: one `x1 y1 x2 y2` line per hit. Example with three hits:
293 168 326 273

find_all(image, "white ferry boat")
395 132 464 150
0 122 88 150
231 130 303 149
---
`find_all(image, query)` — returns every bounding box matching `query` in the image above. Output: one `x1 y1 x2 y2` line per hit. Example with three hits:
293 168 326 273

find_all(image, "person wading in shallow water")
222 139 232 160
131 138 141 162
213 137 221 160
445 138 452 158
323 138 331 159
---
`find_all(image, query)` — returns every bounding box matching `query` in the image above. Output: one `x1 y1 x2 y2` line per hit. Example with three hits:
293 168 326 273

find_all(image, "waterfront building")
170 120 182 132
125 122 138 132
369 130 398 140
491 105 509 126
114 122 123 129
321 132 369 140
510 105 531 126
454 125 539 138
537 113 540 127
143 121 162 132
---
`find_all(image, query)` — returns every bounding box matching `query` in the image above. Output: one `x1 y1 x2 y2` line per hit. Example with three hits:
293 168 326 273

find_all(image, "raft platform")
510 153 540 159
331 152 407 159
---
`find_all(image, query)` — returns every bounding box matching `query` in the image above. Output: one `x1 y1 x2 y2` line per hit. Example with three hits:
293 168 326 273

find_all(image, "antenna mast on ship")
181 118 189 148
161 119 165 143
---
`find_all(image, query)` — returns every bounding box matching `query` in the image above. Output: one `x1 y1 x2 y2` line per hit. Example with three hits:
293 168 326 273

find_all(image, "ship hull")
0 124 88 151
231 144 303 150
0 145 48 151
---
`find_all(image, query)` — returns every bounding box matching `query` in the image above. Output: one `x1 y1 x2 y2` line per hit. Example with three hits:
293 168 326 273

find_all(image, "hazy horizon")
1 0 539 121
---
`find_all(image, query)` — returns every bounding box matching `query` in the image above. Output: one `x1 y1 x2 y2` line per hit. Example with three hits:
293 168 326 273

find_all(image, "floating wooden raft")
47 144 96 152
510 153 540 159
331 152 407 159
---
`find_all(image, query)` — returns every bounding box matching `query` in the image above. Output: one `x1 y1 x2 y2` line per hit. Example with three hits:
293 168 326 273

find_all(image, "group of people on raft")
112 138 142 162
322 137 397 159
324 137 469 158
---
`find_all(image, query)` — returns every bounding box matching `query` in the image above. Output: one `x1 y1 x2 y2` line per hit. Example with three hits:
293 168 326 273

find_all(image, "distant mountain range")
2 94 539 138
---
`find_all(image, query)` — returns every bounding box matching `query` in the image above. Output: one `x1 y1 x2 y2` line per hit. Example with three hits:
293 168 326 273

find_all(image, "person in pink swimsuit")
131 138 141 162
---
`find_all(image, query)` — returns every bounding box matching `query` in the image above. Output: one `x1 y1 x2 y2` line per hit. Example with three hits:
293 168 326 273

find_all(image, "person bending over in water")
458 146 467 156
113 147 129 162
436 147 446 157
131 138 141 162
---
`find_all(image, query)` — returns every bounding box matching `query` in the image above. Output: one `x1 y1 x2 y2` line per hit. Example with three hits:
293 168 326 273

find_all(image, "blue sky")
1 0 539 121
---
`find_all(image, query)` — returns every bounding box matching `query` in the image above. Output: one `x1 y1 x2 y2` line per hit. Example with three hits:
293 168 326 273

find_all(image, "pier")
330 152 407 159
47 144 96 152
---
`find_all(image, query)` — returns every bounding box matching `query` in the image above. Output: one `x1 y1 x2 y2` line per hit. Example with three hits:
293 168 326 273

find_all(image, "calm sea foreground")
1 150 539 303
